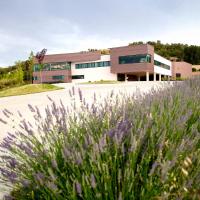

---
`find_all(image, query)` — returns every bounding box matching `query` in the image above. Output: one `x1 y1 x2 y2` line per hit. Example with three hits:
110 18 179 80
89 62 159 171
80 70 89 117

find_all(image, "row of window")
119 54 151 64
154 60 170 70
33 62 71 72
33 75 85 81
75 61 110 69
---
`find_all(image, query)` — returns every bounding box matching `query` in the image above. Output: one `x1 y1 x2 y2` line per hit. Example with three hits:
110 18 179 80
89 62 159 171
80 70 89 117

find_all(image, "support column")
159 74 161 81
168 76 170 81
154 73 156 81
125 74 128 82
138 76 140 81
146 72 149 81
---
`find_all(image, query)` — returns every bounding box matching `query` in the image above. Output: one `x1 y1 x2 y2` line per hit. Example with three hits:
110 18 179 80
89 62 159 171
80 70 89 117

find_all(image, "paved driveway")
0 82 172 140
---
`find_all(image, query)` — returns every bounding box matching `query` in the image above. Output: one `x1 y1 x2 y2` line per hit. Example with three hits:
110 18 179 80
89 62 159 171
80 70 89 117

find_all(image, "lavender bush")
0 78 200 200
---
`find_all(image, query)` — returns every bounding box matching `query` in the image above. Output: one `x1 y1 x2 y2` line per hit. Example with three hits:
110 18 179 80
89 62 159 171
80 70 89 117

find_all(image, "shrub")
192 68 197 72
0 78 200 199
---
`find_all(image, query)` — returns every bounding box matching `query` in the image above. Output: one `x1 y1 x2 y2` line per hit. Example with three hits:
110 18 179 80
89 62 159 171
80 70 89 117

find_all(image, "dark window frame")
52 75 65 80
154 60 170 70
119 54 152 65
75 61 110 69
72 75 84 79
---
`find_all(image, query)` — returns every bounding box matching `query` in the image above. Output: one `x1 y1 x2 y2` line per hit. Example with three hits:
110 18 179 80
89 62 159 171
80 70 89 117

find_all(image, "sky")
0 0 200 67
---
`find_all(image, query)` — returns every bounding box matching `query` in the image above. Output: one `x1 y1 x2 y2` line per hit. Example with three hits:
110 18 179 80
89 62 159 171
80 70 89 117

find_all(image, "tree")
35 49 47 84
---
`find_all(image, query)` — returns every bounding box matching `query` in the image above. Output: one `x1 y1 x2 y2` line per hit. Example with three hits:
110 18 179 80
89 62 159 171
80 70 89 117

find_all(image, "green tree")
15 61 24 84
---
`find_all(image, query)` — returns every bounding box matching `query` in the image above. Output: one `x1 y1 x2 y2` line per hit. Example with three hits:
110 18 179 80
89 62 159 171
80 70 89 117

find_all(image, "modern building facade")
33 44 175 84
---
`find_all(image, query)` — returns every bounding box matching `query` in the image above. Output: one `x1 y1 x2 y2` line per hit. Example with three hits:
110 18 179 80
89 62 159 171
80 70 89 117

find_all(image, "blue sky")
0 0 200 66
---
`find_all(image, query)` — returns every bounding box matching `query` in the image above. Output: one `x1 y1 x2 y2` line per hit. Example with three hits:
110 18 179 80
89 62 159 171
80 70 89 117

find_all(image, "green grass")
0 84 63 97
81 80 120 84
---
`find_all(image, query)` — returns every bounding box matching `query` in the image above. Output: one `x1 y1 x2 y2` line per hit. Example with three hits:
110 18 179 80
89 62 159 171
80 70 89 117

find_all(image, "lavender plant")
0 78 200 200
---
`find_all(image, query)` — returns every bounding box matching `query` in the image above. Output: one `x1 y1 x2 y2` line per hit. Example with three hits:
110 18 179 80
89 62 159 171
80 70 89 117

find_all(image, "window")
52 75 64 80
33 62 71 72
154 60 170 70
51 62 71 70
119 54 151 64
33 76 38 80
75 61 110 69
33 64 40 72
176 73 181 78
72 75 84 79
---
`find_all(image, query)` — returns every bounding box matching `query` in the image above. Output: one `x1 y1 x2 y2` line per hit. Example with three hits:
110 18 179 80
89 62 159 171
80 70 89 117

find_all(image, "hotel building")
33 44 191 84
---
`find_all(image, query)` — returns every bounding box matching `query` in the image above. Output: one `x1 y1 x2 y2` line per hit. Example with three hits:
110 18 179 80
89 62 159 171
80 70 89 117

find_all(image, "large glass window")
33 62 71 72
154 60 170 70
75 61 110 69
119 54 151 64
33 76 38 81
72 75 84 79
52 75 64 80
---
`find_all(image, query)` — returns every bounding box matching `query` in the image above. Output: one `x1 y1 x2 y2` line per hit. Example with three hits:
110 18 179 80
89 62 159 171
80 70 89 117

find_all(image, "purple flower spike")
34 172 45 185
51 159 58 169
90 174 96 188
28 104 35 112
75 182 82 195
9 158 18 168
2 110 10 118
0 118 7 125
4 195 14 200
72 86 75 96
21 179 30 187
78 88 83 101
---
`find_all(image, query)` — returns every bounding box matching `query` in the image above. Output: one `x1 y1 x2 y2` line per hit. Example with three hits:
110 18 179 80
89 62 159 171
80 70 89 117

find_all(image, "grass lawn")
0 84 63 98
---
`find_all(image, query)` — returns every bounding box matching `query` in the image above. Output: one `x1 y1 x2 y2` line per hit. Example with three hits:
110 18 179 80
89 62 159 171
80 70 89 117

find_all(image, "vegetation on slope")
0 52 34 90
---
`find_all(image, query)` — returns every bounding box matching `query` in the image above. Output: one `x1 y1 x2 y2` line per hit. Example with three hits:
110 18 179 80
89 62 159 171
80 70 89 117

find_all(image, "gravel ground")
0 81 173 197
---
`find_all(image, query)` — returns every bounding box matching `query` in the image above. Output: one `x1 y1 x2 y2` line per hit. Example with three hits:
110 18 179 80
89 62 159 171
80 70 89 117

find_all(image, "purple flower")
51 159 58 169
17 110 22 118
98 135 107 152
34 172 45 185
47 95 53 102
106 119 132 144
47 181 58 191
78 88 83 101
90 174 96 188
28 104 35 112
0 168 17 183
149 161 159 175
4 195 14 200
0 118 7 125
8 158 18 168
2 110 10 118
75 156 82 165
72 86 75 96
69 89 72 97
4 109 13 115
93 92 96 101
21 179 30 187
75 182 82 195
63 147 71 159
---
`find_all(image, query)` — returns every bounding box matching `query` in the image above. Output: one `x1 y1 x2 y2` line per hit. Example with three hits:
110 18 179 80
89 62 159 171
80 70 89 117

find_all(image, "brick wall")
172 62 192 78
33 70 72 84
110 44 154 74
